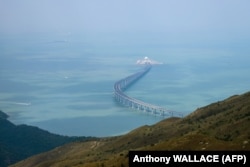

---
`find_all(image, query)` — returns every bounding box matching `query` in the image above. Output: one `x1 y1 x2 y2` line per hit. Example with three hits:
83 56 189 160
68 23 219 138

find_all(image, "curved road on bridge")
113 64 182 117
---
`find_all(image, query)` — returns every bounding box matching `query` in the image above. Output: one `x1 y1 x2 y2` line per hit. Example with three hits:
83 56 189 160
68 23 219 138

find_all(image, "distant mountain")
0 111 95 167
10 91 250 167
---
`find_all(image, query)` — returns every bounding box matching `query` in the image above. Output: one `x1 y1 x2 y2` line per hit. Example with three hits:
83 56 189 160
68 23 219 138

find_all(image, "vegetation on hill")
9 91 250 167
0 111 96 167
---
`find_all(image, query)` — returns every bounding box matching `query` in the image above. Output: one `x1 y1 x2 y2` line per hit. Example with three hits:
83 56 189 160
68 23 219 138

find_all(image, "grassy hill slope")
11 91 250 167
0 111 95 167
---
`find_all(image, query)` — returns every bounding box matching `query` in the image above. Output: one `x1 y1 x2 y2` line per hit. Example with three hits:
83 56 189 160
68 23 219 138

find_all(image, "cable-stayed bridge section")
113 64 182 118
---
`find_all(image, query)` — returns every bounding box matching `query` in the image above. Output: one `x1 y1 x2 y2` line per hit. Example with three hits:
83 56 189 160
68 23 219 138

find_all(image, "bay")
0 32 249 137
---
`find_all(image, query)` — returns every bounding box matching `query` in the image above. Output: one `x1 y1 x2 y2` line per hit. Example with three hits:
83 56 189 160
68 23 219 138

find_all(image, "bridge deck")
113 64 182 117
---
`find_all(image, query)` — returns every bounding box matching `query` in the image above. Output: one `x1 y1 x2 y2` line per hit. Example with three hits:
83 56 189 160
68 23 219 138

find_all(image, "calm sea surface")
0 33 249 137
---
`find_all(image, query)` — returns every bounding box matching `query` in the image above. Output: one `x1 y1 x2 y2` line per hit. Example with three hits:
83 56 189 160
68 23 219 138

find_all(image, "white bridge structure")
113 62 182 118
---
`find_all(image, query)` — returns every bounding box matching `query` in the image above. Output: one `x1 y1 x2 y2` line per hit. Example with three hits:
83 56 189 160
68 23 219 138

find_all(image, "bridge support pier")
113 64 182 118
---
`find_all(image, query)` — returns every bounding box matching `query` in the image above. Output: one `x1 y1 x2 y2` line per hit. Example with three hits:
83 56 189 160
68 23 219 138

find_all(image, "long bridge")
113 64 183 118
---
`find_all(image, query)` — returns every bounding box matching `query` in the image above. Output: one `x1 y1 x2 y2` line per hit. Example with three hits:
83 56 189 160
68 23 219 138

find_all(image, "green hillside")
10 91 250 167
0 111 95 167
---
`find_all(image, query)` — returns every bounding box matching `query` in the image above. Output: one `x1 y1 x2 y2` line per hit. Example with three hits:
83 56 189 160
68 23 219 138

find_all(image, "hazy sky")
0 0 250 36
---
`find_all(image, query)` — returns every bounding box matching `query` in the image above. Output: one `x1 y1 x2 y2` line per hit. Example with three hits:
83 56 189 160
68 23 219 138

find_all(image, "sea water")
0 33 249 137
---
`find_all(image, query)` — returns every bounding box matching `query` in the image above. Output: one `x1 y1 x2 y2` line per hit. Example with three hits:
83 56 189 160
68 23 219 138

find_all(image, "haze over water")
0 0 250 137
